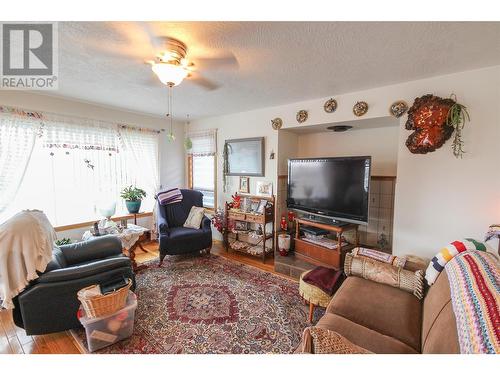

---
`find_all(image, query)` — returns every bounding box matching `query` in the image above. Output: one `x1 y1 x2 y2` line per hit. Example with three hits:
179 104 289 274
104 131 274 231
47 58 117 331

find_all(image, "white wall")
392 67 500 258
191 65 500 257
0 92 186 240
190 110 279 240
190 109 279 205
277 130 299 176
297 126 399 176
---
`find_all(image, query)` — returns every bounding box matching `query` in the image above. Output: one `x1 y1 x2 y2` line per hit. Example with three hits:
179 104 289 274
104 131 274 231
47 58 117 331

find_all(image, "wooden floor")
0 241 276 354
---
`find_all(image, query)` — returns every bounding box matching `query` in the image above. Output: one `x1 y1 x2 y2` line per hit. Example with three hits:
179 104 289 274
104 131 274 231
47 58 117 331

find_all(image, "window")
0 108 160 226
186 129 217 209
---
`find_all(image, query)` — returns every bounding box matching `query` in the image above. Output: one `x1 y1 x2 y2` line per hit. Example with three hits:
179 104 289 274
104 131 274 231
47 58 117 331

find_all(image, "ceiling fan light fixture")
151 62 189 86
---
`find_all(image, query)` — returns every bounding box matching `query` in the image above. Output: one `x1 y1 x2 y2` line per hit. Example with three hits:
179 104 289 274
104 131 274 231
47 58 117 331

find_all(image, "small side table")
83 224 153 272
299 270 335 323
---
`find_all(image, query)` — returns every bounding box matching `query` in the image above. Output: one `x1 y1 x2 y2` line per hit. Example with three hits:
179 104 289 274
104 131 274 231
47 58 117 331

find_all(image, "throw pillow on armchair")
183 206 205 229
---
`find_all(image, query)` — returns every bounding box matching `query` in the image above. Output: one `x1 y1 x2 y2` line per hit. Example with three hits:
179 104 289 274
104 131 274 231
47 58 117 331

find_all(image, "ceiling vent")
327 125 353 132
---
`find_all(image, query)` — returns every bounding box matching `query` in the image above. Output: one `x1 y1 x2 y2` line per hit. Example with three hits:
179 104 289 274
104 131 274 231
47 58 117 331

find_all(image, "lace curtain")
0 106 161 227
118 125 160 195
118 125 160 240
186 129 217 156
0 111 42 213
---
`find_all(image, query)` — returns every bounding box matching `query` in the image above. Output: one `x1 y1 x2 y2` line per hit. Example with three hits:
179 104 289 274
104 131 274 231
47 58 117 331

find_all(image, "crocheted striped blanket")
426 238 487 285
445 251 500 353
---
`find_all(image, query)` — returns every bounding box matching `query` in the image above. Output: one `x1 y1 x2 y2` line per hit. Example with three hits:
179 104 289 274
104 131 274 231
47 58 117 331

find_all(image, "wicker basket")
77 279 132 319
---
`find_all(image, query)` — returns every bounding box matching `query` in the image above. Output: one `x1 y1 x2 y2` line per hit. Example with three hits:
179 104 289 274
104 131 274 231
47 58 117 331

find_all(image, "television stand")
299 213 350 227
294 218 359 269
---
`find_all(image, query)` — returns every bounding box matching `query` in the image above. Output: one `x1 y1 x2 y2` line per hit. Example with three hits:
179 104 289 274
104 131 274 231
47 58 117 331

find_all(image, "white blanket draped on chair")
0 210 56 309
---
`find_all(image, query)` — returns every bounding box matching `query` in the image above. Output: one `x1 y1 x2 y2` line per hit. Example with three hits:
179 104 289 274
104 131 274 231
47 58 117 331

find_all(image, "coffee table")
82 224 154 272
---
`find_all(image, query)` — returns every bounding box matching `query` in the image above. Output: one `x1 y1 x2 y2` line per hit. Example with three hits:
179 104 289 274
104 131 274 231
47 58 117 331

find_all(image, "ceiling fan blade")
136 22 165 52
187 72 220 91
84 41 145 60
195 53 239 70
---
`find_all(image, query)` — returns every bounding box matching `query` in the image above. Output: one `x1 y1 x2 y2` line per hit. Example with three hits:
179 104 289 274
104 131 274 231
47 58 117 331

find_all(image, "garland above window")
0 104 162 153
0 105 43 119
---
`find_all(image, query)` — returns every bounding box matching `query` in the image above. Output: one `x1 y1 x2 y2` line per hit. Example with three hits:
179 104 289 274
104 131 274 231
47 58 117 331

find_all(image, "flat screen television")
287 156 371 224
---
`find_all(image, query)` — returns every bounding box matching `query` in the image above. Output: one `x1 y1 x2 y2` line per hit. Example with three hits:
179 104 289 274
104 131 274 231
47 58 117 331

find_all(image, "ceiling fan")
145 37 211 89
140 25 238 90
77 22 238 90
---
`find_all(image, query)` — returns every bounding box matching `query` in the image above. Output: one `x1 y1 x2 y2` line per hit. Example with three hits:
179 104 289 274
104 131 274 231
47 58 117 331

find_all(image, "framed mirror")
225 137 265 176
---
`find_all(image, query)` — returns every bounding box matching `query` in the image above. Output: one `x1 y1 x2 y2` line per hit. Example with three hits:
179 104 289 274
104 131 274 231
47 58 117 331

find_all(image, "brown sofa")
304 269 460 353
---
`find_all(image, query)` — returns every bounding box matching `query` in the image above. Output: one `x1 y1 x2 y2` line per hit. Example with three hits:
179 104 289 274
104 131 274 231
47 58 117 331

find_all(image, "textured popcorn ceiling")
54 21 500 119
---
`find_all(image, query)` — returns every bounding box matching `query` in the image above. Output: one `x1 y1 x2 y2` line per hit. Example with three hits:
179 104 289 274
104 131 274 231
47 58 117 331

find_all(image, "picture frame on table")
242 197 252 212
256 181 273 197
256 199 268 214
234 221 249 231
250 200 259 213
239 176 249 193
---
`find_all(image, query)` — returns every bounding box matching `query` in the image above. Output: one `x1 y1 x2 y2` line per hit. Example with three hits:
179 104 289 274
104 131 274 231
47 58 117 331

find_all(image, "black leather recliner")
12 235 135 335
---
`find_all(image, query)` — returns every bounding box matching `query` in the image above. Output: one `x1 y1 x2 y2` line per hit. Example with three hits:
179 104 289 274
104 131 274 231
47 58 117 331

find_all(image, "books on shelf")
301 236 349 250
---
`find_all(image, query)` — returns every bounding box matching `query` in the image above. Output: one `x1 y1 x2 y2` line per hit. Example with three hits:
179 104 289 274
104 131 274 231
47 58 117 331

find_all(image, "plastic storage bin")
78 291 137 352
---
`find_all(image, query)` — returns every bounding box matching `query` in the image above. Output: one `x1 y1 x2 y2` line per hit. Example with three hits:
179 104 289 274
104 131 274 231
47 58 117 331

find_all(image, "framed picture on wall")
256 181 273 197
225 137 265 176
239 176 249 193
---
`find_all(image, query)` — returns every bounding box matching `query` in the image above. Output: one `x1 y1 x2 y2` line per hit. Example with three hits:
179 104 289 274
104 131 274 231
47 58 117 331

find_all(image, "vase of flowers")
120 185 147 214
211 208 229 234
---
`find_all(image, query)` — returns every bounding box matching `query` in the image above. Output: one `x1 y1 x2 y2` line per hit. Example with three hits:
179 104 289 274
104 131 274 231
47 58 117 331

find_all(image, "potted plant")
120 185 147 214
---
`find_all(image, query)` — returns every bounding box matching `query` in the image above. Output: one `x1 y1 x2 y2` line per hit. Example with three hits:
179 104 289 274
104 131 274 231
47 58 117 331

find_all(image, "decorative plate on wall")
296 110 308 123
353 101 368 117
323 98 338 113
389 100 408 118
405 94 455 155
271 117 283 130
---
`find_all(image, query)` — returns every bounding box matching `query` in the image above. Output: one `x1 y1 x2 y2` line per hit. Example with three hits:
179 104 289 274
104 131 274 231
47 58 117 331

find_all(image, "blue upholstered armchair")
156 189 212 265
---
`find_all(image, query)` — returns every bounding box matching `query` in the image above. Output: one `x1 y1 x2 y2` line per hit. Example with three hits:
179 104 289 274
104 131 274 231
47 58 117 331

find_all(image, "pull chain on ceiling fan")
166 83 175 142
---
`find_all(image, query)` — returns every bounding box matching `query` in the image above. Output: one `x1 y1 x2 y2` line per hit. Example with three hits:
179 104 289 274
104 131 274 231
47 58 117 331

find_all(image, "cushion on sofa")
421 302 460 353
421 271 460 353
315 313 419 354
327 276 422 351
344 253 424 299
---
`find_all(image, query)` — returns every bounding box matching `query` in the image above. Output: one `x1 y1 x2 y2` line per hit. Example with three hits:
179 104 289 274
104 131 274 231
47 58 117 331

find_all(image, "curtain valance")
186 129 217 156
43 115 119 152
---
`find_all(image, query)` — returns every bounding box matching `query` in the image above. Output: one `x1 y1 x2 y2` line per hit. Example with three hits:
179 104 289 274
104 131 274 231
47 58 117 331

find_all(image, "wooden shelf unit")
224 194 275 263
294 218 359 269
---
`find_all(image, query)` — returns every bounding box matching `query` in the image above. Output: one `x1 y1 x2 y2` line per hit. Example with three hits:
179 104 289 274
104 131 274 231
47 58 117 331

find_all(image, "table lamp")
484 224 500 255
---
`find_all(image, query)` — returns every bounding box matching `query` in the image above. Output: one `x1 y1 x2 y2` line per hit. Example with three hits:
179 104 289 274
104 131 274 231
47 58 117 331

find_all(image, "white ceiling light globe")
151 63 189 86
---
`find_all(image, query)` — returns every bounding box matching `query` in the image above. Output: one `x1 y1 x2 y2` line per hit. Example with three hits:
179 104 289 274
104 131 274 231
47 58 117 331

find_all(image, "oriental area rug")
73 254 320 354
